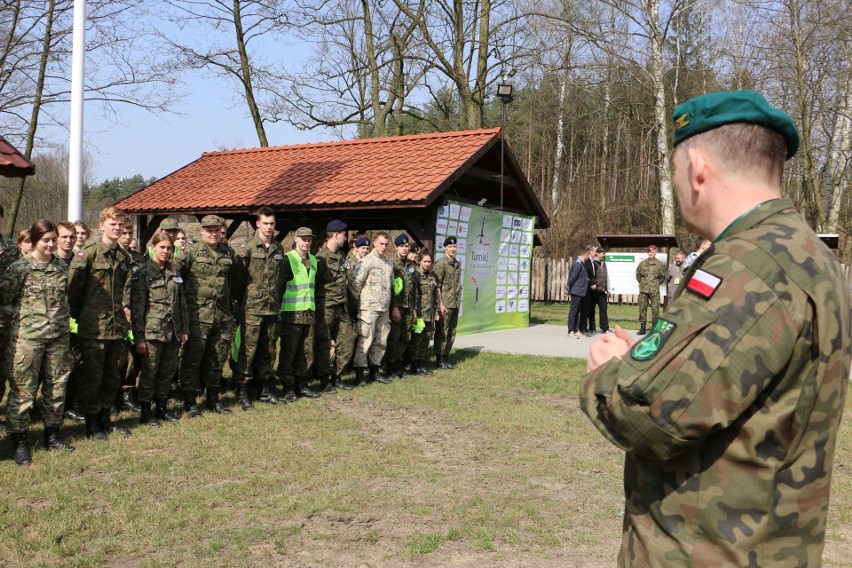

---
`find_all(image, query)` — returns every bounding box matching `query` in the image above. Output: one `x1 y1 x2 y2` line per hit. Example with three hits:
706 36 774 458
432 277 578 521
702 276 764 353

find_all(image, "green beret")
672 90 799 159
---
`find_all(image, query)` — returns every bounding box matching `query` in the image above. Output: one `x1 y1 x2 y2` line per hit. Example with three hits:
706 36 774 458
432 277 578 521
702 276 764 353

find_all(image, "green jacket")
237 235 286 316
0 255 70 340
67 240 133 340
316 246 349 308
130 259 189 344
432 255 462 309
635 257 666 294
0 233 19 328
392 254 417 310
174 241 243 324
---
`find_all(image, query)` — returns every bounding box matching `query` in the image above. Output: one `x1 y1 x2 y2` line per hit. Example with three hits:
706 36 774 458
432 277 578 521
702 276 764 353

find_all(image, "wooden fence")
531 257 639 305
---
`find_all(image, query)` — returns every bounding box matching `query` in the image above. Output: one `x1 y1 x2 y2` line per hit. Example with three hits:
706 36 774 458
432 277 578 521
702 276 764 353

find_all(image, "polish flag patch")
686 269 722 299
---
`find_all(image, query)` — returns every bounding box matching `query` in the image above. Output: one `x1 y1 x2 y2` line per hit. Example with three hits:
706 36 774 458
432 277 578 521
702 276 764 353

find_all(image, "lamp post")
496 82 513 210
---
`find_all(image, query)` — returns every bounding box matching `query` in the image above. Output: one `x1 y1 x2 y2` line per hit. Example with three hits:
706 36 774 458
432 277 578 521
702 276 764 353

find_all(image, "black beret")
394 234 410 246
326 219 347 232
354 236 370 247
443 236 457 246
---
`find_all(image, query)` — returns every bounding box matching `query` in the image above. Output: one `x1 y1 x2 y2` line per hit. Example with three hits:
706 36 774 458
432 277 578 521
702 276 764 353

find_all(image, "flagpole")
67 0 86 222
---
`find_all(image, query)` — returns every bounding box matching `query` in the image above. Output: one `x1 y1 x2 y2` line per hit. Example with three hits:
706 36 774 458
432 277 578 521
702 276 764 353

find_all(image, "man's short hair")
256 206 275 219
99 206 126 223
374 231 390 242
57 221 76 233
681 123 787 185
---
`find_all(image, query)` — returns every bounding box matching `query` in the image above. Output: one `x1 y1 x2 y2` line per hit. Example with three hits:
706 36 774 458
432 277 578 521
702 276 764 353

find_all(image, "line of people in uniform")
0 206 462 466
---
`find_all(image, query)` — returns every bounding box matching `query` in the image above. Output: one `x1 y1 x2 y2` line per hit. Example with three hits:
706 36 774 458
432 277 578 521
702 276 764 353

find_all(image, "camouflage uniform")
175 240 243 392
0 255 71 433
67 240 133 414
351 249 395 369
580 198 851 566
130 259 188 402
0 233 18 405
410 266 437 366
234 235 286 391
119 248 148 402
432 254 462 362
277 251 316 394
635 257 666 325
385 254 418 372
315 246 356 379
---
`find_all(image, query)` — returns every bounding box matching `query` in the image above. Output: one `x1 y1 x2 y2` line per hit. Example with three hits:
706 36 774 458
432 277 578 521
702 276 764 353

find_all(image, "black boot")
121 389 141 413
259 385 281 404
637 323 647 335
332 374 353 391
372 365 392 384
238 385 254 410
44 426 75 452
11 432 31 465
355 367 368 387
183 391 202 418
138 401 160 428
438 357 455 370
101 408 131 436
416 360 433 376
391 361 404 379
320 374 337 394
205 388 231 414
64 407 85 422
155 399 180 423
85 413 107 440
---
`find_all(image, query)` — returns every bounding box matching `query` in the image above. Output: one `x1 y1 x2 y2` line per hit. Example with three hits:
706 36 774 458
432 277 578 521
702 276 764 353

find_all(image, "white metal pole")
67 0 86 222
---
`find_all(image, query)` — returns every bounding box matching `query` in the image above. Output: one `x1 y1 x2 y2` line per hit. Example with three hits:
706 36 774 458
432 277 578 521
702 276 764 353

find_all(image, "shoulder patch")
686 269 722 299
631 318 677 362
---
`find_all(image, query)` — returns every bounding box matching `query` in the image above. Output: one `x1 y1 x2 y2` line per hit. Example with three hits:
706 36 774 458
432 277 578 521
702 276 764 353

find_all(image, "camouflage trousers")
234 313 279 387
353 310 390 368
277 322 313 390
637 291 660 325
0 325 11 404
6 334 71 432
386 308 416 365
78 338 128 413
138 339 181 402
434 308 459 359
315 303 356 377
409 320 435 364
180 319 234 392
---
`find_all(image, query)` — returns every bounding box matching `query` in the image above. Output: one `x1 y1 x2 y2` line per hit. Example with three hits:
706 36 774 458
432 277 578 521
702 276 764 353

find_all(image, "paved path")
453 324 641 359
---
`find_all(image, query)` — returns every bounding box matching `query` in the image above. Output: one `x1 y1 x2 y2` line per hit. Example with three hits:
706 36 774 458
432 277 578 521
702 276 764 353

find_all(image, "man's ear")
687 146 709 194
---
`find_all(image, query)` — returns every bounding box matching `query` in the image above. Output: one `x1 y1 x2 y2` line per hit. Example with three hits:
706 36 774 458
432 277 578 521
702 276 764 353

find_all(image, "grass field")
1 326 851 566
530 300 640 330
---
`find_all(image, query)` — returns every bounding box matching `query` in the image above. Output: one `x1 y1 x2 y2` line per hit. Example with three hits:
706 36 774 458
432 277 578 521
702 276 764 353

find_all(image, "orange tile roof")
118 128 504 214
0 136 35 178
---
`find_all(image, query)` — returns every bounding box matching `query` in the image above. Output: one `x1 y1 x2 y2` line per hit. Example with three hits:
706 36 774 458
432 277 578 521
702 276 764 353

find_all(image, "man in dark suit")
566 245 594 338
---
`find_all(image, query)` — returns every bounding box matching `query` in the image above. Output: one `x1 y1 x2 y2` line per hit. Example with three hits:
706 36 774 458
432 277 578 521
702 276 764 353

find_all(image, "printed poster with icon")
434 200 535 334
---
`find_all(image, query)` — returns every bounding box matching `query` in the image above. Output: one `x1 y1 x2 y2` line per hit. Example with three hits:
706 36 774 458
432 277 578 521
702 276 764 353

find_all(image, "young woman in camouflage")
130 231 189 427
409 252 438 375
0 220 75 465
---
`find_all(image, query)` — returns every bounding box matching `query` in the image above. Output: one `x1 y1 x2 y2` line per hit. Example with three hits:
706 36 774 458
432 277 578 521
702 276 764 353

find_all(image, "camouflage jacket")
316 246 349 308
0 255 70 340
635 257 666 294
237 235 286 316
175 241 243 324
0 233 19 327
130 259 189 344
414 268 437 321
580 198 851 567
432 255 462 309
67 240 133 340
351 249 396 312
392 254 417 311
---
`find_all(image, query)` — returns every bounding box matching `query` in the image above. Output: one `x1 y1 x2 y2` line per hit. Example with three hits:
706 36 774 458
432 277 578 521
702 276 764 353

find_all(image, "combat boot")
355 367 368 387
332 374 353 391
416 361 432 376
259 385 281 404
183 391 202 418
320 373 337 394
155 399 180 423
44 427 75 452
438 357 455 370
101 409 131 437
238 385 254 410
121 388 141 413
84 413 107 440
205 388 232 414
637 323 647 335
391 361 405 380
138 401 160 428
11 432 31 465
372 365 392 384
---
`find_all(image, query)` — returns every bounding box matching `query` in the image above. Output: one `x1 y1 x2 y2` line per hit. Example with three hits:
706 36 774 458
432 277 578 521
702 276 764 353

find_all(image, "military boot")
416 360 433 376
332 374 353 391
44 427 75 452
355 367 368 387
391 361 405 380
84 413 107 440
101 409 131 436
372 365 392 384
320 374 338 394
11 432 31 465
238 385 254 411
155 399 180 423
183 391 202 418
438 357 455 370
121 388 141 413
138 401 160 428
205 388 231 414
259 385 281 404
637 323 647 335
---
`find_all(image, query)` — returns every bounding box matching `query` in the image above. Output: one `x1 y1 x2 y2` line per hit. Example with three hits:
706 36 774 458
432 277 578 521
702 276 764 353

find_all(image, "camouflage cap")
200 215 223 228
672 90 800 159
295 227 314 238
160 217 179 231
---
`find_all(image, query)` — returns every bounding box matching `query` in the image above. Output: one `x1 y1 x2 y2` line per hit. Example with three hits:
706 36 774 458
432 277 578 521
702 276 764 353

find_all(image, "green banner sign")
435 201 535 334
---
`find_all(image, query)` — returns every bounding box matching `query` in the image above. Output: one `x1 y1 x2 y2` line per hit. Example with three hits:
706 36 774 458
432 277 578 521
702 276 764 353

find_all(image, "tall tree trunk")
232 0 267 146
550 74 567 217
823 37 851 233
648 0 675 233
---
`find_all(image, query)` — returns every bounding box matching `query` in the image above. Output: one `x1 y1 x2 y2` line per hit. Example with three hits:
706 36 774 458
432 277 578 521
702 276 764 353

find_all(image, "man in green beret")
580 90 851 566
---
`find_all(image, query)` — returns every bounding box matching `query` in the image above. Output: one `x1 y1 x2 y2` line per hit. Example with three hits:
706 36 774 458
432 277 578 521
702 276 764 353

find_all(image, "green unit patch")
631 318 676 361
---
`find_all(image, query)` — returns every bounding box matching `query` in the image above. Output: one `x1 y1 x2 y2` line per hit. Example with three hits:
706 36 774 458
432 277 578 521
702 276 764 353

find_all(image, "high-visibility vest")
281 250 317 312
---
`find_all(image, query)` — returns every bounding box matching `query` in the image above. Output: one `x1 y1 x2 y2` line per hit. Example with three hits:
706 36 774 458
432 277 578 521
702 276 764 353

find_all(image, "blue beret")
409 242 420 252
672 90 799 159
326 219 347 232
443 236 457 246
394 234 410 246
354 236 370 247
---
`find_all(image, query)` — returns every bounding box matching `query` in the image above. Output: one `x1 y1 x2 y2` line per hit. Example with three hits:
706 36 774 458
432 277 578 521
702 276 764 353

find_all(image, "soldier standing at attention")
314 220 356 393
67 206 133 440
176 215 243 416
54 221 77 266
117 218 145 414
233 207 286 410
351 231 398 386
385 233 418 379
634 244 666 335
1 220 75 464
0 205 19 429
581 90 851 566
131 231 188 427
410 251 438 375
277 227 321 402
432 236 462 370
